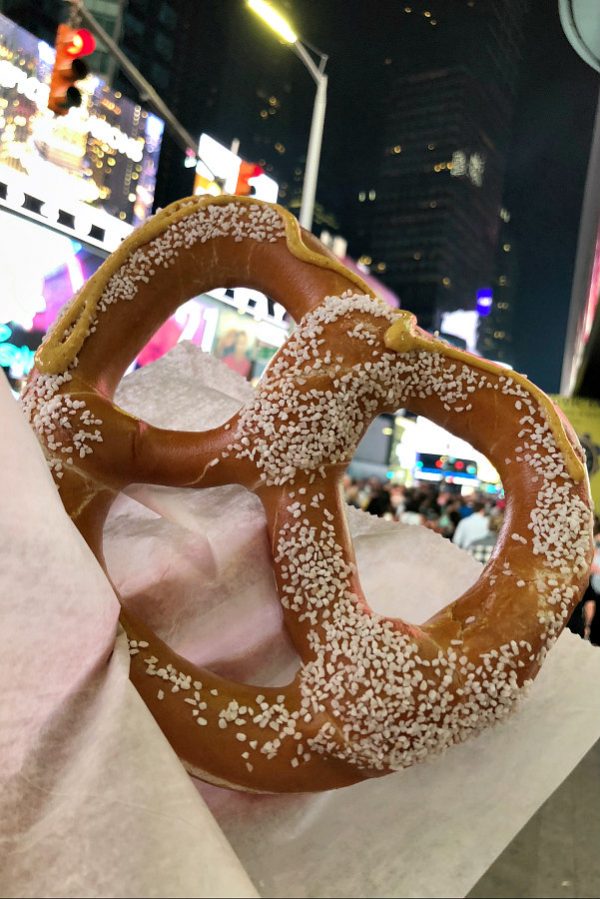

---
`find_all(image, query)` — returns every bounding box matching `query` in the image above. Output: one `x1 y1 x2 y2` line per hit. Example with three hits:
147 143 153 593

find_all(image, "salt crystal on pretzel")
22 196 594 793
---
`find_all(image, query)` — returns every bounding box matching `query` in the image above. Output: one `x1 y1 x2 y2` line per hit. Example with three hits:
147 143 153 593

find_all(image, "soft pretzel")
23 195 593 793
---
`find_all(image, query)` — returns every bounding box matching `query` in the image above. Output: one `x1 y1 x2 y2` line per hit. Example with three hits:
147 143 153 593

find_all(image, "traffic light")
48 24 96 116
235 160 264 196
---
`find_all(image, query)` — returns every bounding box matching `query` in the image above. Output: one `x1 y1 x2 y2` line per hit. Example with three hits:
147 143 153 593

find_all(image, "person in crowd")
398 488 424 526
389 484 406 517
342 475 362 508
568 516 600 644
422 509 444 535
452 499 489 549
467 511 503 564
354 479 370 510
438 497 462 539
416 483 440 517
366 483 393 518
588 520 600 643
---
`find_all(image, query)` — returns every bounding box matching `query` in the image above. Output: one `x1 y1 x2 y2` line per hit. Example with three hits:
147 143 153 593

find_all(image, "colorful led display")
0 12 164 248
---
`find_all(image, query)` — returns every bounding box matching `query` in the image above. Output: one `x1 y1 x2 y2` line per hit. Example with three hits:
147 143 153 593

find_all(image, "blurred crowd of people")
343 475 504 563
343 474 599 644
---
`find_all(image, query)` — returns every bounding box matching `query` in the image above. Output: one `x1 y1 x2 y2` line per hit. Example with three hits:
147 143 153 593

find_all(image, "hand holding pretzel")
23 196 593 793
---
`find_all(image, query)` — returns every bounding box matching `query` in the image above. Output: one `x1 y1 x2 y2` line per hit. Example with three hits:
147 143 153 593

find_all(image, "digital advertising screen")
0 211 106 384
0 211 290 389
0 12 164 246
211 306 285 383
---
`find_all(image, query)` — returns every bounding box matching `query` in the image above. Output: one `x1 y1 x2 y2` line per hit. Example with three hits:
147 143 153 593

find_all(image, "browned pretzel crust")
23 196 593 793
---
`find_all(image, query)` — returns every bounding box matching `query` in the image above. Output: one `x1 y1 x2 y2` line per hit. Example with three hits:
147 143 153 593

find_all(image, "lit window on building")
451 150 467 177
468 153 485 187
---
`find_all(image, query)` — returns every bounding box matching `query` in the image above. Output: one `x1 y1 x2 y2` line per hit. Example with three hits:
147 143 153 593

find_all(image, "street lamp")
247 0 328 232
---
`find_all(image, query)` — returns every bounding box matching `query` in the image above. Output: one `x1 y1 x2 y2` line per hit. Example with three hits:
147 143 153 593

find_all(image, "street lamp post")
247 0 328 232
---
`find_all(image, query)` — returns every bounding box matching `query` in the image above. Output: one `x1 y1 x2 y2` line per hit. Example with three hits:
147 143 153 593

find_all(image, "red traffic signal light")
65 28 96 58
235 160 264 196
48 24 96 116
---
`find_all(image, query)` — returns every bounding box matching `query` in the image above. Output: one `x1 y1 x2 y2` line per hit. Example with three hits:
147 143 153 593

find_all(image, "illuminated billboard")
562 220 600 395
390 414 500 487
0 213 289 388
0 212 106 383
0 12 164 249
440 309 479 353
194 133 279 203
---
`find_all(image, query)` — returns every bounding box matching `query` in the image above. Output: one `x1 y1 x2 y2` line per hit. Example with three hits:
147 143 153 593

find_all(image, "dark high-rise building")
1 0 60 43
347 0 528 332
477 207 518 366
366 66 506 327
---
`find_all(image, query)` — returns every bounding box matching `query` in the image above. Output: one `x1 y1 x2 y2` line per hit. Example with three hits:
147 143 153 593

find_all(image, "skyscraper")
476 207 518 365
348 0 528 332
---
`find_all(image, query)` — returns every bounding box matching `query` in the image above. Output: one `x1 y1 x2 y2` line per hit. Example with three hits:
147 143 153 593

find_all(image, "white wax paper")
0 371 258 899
4 342 600 899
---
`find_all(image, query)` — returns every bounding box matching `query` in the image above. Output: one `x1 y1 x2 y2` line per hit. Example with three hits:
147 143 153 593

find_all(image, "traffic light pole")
67 0 198 159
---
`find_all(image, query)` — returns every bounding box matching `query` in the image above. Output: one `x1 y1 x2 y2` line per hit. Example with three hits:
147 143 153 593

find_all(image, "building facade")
347 0 528 334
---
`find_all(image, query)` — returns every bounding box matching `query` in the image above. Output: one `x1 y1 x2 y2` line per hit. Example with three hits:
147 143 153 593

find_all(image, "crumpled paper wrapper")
0 370 258 899
4 342 600 899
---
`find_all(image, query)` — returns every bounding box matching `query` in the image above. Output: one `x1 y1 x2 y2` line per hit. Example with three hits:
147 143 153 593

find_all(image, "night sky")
249 1 599 393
